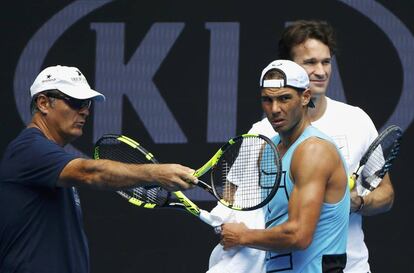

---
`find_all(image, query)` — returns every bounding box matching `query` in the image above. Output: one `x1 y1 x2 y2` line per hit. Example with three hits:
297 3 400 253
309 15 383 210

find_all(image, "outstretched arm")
56 158 197 191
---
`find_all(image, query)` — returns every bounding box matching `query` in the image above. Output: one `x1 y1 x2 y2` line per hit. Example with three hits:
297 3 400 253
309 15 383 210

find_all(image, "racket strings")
361 131 401 183
97 138 169 206
221 161 232 201
375 137 401 178
212 136 280 209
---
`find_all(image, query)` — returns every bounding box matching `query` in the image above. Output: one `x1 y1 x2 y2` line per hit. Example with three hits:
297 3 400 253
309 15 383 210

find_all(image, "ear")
302 88 312 107
36 95 52 115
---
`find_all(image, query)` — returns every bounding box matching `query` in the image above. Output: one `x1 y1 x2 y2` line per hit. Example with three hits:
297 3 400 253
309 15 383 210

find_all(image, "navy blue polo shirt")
0 128 89 273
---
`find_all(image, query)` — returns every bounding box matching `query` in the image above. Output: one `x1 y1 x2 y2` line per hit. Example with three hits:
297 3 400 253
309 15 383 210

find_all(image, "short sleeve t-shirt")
0 127 89 273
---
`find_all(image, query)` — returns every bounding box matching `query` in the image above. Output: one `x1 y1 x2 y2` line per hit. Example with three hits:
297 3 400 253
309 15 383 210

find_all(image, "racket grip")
199 209 223 233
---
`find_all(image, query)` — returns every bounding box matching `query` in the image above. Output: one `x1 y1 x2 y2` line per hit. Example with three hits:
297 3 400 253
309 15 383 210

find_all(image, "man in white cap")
241 20 393 273
219 60 350 273
0 65 197 273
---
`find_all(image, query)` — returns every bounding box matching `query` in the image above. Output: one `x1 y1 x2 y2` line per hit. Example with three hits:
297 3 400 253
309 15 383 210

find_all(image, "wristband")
355 195 365 213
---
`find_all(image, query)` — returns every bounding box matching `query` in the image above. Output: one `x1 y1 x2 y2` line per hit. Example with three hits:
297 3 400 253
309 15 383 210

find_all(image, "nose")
271 101 281 114
313 63 325 78
78 106 90 117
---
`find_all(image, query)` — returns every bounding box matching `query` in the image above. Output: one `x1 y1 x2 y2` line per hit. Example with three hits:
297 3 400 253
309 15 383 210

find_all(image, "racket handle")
199 209 223 234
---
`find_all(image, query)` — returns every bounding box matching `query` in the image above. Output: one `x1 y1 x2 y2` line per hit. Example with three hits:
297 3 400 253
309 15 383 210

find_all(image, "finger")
183 177 197 185
179 175 197 187
186 173 198 184
177 165 196 175
178 179 195 190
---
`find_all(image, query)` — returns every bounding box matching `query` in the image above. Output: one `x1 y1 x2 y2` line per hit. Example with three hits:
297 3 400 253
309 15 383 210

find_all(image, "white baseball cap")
30 65 105 101
259 59 310 89
259 59 314 107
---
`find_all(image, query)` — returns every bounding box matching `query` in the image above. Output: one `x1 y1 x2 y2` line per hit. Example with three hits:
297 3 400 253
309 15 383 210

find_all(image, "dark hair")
278 20 337 60
262 68 304 92
263 69 285 81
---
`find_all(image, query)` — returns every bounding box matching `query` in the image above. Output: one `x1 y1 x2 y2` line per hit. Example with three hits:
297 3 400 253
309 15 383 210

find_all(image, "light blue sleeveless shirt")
264 126 350 273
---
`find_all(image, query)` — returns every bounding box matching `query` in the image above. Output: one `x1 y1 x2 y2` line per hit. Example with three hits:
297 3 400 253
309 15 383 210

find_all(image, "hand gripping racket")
349 125 402 196
94 134 281 227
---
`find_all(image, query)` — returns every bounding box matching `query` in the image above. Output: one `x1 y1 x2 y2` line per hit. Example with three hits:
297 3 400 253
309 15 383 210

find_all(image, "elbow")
384 189 395 212
284 222 313 250
59 158 111 189
293 234 313 250
73 159 106 189
81 173 100 188
381 174 395 213
380 182 395 213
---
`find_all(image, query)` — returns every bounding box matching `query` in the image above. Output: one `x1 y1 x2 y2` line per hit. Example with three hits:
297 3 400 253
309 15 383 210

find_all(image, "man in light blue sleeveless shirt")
219 60 350 273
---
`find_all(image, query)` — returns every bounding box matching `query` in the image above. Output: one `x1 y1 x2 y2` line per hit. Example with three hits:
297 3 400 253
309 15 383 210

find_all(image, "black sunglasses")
44 92 92 110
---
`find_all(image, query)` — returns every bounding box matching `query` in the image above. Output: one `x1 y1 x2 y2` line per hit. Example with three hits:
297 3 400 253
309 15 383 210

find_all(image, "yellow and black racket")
94 134 281 225
349 125 402 196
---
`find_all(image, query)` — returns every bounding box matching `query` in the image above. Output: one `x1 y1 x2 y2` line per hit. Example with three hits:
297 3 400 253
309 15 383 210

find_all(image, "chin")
272 125 283 133
71 129 83 138
310 85 328 96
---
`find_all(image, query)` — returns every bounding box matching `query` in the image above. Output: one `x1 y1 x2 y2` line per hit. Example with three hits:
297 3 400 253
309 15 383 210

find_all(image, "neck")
278 114 311 156
28 114 67 147
308 94 327 122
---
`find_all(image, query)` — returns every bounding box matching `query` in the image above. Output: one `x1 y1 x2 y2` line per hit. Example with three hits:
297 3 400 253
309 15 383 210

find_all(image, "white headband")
261 79 285 88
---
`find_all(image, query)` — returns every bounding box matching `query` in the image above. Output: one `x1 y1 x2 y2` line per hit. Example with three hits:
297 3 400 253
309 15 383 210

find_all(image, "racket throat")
197 180 214 194
173 192 200 216
361 176 379 192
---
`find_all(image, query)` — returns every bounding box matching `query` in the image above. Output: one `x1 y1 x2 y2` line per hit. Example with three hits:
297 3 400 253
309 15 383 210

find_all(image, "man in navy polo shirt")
0 65 197 273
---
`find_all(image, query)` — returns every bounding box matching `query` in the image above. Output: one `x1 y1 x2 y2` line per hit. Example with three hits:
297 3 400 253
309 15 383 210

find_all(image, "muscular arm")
221 139 346 251
351 173 394 216
56 158 196 191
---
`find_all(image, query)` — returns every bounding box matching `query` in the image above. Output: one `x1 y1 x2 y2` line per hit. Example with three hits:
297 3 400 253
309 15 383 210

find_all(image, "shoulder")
7 127 77 164
327 97 373 121
0 128 78 188
306 126 333 142
3 128 43 156
21 128 63 153
292 137 340 171
12 127 50 145
326 98 377 138
299 137 338 156
290 137 341 185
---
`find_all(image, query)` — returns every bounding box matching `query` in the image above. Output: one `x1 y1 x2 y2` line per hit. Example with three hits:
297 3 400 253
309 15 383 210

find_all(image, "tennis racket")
349 125 402 196
94 134 282 226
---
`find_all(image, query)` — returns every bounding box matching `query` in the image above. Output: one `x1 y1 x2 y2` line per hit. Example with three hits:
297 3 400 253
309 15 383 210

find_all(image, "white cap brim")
58 86 105 101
